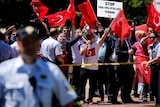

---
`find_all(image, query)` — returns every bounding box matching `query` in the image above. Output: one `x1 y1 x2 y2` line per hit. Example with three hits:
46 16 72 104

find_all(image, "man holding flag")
110 9 138 103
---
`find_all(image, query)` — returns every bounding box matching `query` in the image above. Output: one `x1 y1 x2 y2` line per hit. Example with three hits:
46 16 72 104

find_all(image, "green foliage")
76 11 81 17
71 86 82 107
122 0 151 7
129 1 143 8
120 0 151 25
0 0 154 28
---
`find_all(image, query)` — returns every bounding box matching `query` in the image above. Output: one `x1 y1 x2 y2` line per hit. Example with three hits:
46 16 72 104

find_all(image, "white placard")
97 0 123 18
153 0 160 13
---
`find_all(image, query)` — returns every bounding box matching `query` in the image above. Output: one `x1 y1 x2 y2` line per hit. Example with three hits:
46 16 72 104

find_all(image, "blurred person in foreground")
0 26 77 107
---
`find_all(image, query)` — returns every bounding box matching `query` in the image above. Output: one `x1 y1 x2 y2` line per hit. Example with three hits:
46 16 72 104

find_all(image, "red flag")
30 0 48 21
44 0 76 27
135 24 148 39
135 24 148 34
78 0 97 29
146 4 160 32
134 56 151 84
135 24 152 45
110 9 130 44
80 16 86 27
45 10 67 27
66 0 76 25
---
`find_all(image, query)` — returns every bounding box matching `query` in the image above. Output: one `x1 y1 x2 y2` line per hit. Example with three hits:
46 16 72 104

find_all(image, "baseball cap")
18 26 39 41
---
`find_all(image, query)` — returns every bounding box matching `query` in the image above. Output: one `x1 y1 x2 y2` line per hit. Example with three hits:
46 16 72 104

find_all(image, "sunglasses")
63 29 69 33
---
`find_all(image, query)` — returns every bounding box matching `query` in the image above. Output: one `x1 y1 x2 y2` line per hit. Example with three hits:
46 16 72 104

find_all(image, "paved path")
82 95 156 107
82 80 156 107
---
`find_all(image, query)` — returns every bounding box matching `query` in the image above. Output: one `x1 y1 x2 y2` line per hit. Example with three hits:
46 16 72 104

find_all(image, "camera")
28 18 47 39
29 18 44 29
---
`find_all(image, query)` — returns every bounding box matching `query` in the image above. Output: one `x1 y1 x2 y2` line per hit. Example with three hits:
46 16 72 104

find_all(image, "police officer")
146 32 160 106
0 26 77 107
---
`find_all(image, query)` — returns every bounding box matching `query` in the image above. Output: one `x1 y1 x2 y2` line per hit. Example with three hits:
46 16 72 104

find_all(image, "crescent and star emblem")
117 17 122 28
51 15 63 24
153 14 160 27
87 51 92 56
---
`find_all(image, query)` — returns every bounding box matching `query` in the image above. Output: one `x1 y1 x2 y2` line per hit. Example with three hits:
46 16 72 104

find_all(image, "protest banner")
97 0 123 18
152 0 160 13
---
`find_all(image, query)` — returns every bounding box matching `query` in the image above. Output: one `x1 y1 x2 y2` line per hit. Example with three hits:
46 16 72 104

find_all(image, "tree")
0 0 152 28
0 0 32 28
121 0 151 25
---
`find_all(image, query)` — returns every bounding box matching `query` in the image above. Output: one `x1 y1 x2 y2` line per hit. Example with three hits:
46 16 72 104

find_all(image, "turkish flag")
135 24 148 33
146 4 160 32
135 24 148 40
30 0 48 21
135 24 148 38
110 9 131 44
80 16 86 27
134 56 151 84
66 0 76 25
78 0 97 29
45 10 67 27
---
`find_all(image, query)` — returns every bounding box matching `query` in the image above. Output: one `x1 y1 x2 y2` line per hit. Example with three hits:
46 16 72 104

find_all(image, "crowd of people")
0 18 160 107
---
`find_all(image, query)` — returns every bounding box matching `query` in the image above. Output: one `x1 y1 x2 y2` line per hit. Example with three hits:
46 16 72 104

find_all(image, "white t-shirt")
71 39 84 64
40 37 63 63
80 42 100 70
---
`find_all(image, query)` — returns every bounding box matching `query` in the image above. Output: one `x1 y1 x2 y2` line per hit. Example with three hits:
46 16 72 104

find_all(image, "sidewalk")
82 95 155 107
82 80 156 107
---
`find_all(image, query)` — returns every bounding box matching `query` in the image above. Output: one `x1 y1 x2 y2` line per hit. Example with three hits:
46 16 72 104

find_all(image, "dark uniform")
148 40 160 106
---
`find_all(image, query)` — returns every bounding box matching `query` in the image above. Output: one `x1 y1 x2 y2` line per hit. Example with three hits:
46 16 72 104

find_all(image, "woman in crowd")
132 30 151 101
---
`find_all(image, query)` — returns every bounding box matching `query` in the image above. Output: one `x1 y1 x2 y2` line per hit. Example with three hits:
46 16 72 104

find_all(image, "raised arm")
67 34 82 46
80 40 90 56
98 28 110 46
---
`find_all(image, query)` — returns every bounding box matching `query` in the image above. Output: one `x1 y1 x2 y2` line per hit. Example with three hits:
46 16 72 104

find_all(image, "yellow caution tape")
59 62 148 67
